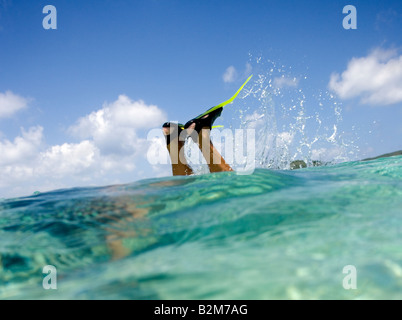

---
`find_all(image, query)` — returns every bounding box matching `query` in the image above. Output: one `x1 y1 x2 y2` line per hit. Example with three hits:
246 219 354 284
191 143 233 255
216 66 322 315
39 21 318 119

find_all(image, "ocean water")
1 155 401 300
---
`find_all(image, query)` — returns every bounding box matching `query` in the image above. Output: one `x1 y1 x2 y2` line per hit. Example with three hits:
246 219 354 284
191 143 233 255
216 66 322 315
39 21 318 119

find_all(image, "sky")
0 0 401 198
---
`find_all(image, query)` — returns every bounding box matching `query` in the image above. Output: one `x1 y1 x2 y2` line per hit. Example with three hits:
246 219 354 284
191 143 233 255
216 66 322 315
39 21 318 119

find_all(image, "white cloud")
223 63 253 83
0 128 100 192
70 95 165 136
311 147 345 162
0 126 43 166
0 95 169 198
39 140 99 178
223 66 238 83
329 48 402 105
69 95 167 156
273 76 299 88
0 91 29 118
244 62 252 76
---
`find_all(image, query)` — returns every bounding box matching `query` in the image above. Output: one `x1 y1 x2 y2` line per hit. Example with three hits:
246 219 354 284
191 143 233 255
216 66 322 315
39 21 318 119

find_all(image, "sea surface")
1 155 401 299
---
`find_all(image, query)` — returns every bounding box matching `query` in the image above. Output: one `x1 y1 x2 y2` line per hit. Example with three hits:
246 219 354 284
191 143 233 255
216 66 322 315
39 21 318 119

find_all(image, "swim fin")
162 122 186 145
184 75 253 132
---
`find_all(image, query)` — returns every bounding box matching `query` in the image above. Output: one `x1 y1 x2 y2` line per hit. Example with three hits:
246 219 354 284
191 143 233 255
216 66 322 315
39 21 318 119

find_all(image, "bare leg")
187 123 233 173
93 194 149 261
163 125 194 176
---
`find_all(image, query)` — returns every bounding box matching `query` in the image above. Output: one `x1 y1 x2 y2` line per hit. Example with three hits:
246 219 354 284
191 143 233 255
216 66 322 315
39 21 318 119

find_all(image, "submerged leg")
94 194 149 261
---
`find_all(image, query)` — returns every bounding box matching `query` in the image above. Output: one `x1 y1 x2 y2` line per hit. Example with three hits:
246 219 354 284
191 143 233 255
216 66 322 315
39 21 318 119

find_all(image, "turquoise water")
0 156 401 299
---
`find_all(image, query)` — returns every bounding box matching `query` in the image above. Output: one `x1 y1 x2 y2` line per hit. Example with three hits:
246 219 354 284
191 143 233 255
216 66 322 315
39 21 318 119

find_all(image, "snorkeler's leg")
162 122 194 176
107 234 131 260
187 123 233 173
181 76 253 173
102 199 149 260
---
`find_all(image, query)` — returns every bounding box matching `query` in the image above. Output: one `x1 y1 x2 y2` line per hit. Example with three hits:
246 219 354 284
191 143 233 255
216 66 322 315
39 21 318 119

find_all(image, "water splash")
230 56 360 170
183 56 359 173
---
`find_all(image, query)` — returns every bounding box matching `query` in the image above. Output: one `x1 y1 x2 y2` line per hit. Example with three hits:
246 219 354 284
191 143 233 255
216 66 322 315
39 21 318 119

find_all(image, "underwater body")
1 155 401 299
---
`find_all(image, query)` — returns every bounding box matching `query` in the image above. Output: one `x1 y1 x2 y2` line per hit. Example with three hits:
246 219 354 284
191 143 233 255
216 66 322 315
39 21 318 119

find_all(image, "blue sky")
1 0 401 197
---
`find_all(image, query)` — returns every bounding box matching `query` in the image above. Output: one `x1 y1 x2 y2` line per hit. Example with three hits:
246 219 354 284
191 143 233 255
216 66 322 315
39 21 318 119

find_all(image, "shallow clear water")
1 156 401 299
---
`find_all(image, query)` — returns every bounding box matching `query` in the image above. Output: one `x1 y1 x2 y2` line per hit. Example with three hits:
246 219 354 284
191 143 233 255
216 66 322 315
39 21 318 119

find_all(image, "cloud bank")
329 48 402 106
0 95 168 198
